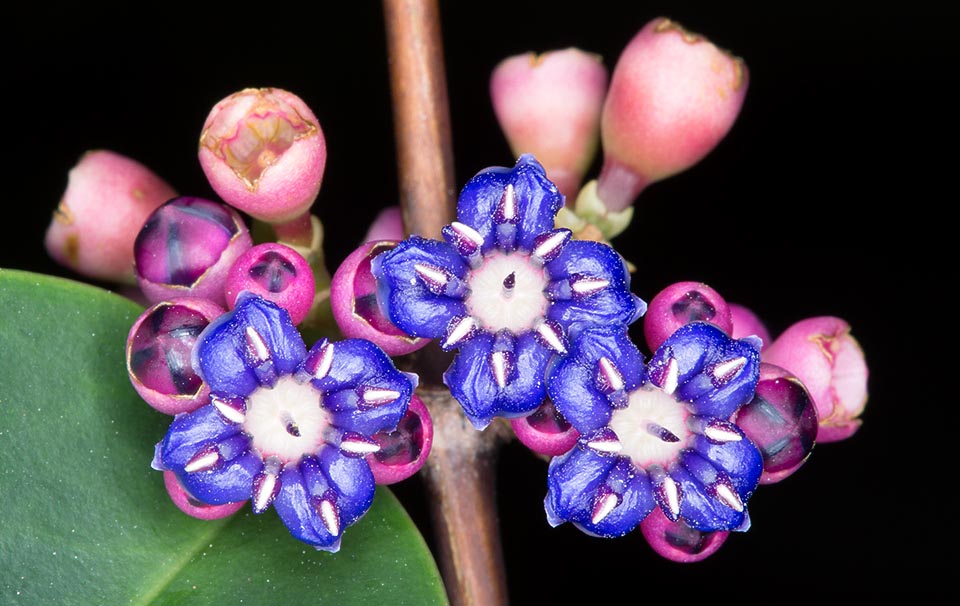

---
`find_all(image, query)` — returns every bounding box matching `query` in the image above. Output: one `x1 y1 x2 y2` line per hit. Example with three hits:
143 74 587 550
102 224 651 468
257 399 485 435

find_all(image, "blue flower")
153 293 417 552
545 322 763 536
372 155 645 428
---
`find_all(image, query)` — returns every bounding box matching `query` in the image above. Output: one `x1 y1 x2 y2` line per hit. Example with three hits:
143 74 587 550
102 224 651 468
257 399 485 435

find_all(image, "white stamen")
340 435 381 455
414 263 449 289
312 343 334 380
713 356 747 383
442 316 476 349
450 221 484 248
663 475 681 516
490 351 510 388
254 472 278 513
320 498 340 536
245 326 270 362
536 321 567 354
361 387 401 406
499 184 517 221
571 276 609 297
213 398 245 424
662 358 679 396
184 449 219 473
704 421 743 443
591 491 619 524
715 482 744 512
586 434 622 454
532 230 569 262
597 357 625 392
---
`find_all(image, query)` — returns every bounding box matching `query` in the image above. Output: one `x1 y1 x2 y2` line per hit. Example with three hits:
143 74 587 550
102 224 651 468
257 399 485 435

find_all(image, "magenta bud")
126 298 225 415
224 242 316 325
330 240 428 356
363 206 405 243
643 281 733 352
134 196 252 307
490 48 608 199
640 506 729 563
163 470 246 520
510 399 579 456
733 363 818 484
729 302 771 346
598 17 749 211
762 317 868 443
366 394 433 485
44 150 177 284
199 87 327 224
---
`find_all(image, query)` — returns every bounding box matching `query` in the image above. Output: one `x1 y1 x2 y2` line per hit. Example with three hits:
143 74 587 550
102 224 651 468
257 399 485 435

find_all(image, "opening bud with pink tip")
365 394 434 485
134 196 253 307
733 363 819 484
224 242 316 325
510 399 579 457
490 48 608 199
639 507 730 563
596 17 749 212
44 150 177 284
199 87 327 224
762 317 868 443
363 206 405 243
126 297 226 415
330 240 428 356
643 281 733 352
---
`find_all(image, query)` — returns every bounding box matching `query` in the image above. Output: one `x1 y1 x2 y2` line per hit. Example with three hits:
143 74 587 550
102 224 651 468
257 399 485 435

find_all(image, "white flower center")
464 251 548 334
608 385 692 469
243 375 330 464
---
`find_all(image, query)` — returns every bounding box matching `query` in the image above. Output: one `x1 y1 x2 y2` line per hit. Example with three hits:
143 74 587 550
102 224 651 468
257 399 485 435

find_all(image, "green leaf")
0 269 447 606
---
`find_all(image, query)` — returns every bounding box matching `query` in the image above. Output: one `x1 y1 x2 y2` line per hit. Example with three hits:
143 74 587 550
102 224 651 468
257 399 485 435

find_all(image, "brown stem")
383 1 510 605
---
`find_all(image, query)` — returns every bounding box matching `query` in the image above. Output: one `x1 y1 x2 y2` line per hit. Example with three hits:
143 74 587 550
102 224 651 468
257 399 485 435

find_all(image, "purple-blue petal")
443 331 551 429
193 294 307 397
545 240 645 333
547 326 644 434
571 458 655 538
370 236 468 338
649 322 760 419
175 449 262 506
456 155 563 252
545 445 617 527
318 445 376 527
160 404 240 468
692 433 763 494
672 453 748 532
273 457 338 549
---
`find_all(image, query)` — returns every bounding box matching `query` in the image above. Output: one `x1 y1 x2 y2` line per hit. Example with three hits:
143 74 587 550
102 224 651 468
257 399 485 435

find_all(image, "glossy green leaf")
0 269 447 606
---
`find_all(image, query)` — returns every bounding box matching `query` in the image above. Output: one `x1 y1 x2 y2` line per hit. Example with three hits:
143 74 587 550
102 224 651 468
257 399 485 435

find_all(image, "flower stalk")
383 1 509 604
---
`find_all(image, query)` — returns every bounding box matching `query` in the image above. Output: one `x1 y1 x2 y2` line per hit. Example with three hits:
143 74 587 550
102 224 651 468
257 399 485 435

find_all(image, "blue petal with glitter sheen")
456 155 563 252
371 237 469 338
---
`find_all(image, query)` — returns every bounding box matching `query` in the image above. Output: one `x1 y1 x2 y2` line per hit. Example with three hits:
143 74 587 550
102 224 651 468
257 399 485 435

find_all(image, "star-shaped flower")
372 154 644 428
153 293 417 551
545 322 763 536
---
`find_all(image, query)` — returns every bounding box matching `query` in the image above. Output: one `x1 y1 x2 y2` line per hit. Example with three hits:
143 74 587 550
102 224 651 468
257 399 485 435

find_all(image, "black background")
3 1 953 600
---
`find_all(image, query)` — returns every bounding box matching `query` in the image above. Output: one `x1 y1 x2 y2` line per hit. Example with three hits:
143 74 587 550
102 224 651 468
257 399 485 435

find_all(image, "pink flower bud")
44 150 177 284
729 302 771 346
365 394 434 485
762 317 868 443
163 470 246 520
490 48 608 199
363 206 405 243
134 196 253 307
733 363 819 484
639 507 729 563
330 240 428 356
199 87 327 224
598 17 748 211
224 243 316 325
510 399 579 457
643 281 733 352
126 297 225 415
